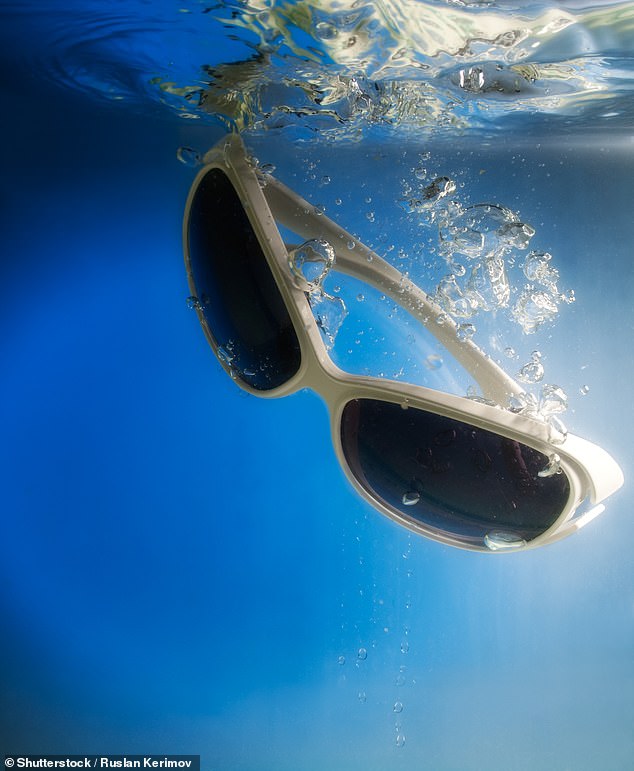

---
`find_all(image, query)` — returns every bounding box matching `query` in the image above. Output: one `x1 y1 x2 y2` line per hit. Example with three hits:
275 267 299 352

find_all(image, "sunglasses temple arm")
263 176 524 406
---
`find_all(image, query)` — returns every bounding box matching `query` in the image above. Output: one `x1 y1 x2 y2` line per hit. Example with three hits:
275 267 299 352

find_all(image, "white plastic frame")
183 133 623 552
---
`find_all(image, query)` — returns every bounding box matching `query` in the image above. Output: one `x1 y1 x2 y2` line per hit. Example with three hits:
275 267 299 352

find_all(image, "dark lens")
341 399 570 545
186 167 301 390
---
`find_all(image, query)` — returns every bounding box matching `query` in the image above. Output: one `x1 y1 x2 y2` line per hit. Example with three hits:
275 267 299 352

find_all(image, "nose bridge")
273 242 353 412
296 331 350 412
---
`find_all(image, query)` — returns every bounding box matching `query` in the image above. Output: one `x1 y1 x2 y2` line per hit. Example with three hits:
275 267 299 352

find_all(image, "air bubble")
402 491 420 506
400 640 409 654
176 146 201 167
186 296 201 310
315 21 338 40
498 221 535 250
539 384 568 416
467 256 510 310
484 531 527 551
508 390 539 416
310 292 348 351
393 701 404 714
217 346 234 365
547 415 568 445
288 239 335 291
337 655 346 666
538 453 562 478
458 65 486 93
436 275 473 318
580 384 590 396
424 354 443 370
523 251 559 288
357 647 367 660
440 203 522 261
423 176 456 204
258 162 276 176
517 351 544 384
456 323 476 341
513 289 559 334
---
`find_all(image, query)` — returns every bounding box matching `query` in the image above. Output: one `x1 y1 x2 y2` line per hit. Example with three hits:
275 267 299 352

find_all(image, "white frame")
183 133 623 552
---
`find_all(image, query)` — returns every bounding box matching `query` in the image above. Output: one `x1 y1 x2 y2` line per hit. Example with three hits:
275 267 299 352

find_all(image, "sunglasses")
183 134 623 552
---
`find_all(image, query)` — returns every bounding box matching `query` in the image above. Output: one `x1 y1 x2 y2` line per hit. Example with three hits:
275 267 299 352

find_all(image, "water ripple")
3 0 634 138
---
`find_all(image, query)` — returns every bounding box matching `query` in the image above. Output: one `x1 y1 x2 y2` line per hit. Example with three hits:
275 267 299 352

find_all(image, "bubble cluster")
397 154 581 424
288 239 335 292
514 250 573 333
508 382 570 428
403 163 572 351
434 202 535 322
287 239 348 351
440 203 534 261
517 351 544 384
310 291 348 351
404 176 457 212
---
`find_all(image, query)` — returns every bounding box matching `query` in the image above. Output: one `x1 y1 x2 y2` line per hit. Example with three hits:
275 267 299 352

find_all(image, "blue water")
1 2 633 768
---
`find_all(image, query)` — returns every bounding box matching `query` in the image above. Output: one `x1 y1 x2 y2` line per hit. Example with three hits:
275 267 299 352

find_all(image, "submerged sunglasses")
183 134 623 552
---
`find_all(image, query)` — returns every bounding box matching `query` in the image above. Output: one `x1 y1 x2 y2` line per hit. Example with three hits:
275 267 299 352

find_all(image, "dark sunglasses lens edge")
186 167 302 391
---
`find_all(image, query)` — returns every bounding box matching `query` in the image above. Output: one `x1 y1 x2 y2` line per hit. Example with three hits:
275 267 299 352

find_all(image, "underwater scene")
1 0 633 768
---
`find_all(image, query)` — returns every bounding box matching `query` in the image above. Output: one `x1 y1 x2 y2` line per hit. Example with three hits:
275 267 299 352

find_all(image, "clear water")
1 1 633 768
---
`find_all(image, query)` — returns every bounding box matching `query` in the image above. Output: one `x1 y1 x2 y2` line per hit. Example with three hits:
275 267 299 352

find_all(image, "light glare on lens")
484 531 527 551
